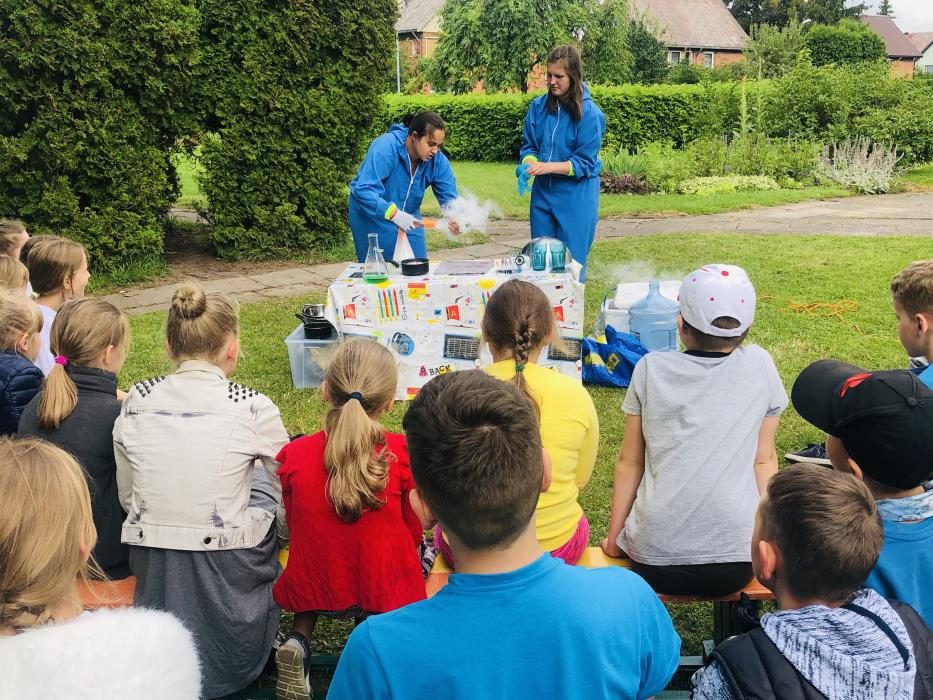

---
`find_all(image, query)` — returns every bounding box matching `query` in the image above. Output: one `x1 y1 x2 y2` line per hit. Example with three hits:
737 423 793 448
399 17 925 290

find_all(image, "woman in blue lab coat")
349 111 460 261
517 45 606 280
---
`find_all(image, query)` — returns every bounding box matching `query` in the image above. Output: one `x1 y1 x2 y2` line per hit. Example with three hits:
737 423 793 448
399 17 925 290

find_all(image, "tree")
724 0 867 31
744 17 807 78
804 18 887 66
877 0 894 16
432 0 591 93
627 18 669 84
581 0 633 85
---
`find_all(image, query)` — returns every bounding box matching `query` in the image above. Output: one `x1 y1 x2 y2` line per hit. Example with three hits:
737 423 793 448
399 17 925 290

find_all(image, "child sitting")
792 359 933 629
26 236 90 375
0 291 43 436
19 298 132 580
602 264 788 596
892 259 933 388
273 339 425 700
113 284 290 699
328 370 681 699
0 437 201 699
692 464 932 699
0 219 30 267
0 256 29 295
434 279 598 566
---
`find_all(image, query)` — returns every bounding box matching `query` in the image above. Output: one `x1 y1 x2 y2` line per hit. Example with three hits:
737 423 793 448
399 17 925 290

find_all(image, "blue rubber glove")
515 163 532 196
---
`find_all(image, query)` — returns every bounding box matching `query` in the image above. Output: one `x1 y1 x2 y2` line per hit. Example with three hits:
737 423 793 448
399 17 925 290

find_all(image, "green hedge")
197 1 395 260
804 20 887 67
380 83 741 162
0 0 200 271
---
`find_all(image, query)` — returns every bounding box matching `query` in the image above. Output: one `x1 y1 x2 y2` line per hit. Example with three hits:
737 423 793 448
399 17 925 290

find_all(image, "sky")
863 0 933 32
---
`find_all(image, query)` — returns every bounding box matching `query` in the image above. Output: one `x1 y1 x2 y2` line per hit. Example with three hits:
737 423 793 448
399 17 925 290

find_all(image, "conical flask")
363 232 389 283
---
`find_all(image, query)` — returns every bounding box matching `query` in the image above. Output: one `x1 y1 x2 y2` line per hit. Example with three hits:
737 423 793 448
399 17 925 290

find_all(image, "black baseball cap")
791 359 933 490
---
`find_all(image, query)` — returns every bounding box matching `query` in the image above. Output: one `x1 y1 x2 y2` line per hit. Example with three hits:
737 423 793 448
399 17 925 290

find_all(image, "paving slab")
107 192 933 315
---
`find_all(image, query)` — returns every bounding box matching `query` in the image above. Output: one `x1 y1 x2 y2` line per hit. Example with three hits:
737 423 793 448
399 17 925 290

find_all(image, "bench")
77 575 137 609
427 546 773 649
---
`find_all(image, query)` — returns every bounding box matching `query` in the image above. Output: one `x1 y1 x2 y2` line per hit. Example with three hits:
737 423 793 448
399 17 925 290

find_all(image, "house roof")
907 31 933 55
395 0 443 34
860 15 922 59
629 0 748 51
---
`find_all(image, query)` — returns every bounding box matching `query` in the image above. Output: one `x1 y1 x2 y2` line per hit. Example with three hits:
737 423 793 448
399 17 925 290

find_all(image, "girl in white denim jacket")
113 284 289 699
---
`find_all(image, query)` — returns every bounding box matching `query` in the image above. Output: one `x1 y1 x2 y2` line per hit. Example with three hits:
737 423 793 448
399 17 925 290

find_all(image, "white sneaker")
275 633 311 699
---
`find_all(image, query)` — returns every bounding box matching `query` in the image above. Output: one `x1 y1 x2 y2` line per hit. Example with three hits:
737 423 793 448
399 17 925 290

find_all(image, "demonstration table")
325 261 585 400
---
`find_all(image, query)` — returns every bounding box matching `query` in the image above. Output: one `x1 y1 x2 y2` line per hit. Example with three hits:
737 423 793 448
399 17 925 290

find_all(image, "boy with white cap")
602 264 788 595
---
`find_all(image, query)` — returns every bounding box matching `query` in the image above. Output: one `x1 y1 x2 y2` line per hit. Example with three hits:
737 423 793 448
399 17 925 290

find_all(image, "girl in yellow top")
434 279 599 564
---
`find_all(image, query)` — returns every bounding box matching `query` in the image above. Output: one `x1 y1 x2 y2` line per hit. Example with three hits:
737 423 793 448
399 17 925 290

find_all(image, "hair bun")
171 284 208 320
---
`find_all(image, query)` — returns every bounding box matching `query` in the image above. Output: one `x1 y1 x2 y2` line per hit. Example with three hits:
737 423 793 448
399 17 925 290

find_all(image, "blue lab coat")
520 86 605 280
349 124 459 261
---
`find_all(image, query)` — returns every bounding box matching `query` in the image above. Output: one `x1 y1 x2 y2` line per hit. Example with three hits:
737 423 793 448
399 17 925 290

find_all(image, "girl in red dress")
273 339 425 699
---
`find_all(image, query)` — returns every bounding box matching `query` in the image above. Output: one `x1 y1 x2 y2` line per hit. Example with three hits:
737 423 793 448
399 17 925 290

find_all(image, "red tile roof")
860 15 923 59
629 0 749 51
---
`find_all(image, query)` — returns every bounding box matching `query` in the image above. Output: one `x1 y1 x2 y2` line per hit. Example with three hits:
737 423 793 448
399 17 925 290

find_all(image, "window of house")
927 64 933 74
668 50 681 64
704 52 714 68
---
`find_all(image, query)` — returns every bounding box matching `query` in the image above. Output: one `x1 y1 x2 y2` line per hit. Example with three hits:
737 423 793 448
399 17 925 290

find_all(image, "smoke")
441 192 501 236
604 261 688 284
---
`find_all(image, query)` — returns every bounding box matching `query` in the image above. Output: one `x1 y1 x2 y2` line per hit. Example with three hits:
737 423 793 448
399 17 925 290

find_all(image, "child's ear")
916 312 932 336
321 381 330 402
540 448 552 493
226 336 240 362
15 333 29 354
755 539 779 590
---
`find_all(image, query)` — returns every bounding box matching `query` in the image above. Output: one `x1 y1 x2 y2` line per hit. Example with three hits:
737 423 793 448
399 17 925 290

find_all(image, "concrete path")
106 192 933 315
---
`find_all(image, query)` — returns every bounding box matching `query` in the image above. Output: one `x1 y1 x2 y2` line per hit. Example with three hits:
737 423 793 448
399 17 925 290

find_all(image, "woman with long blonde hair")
19 298 132 579
272 339 425 700
113 283 289 699
0 437 200 698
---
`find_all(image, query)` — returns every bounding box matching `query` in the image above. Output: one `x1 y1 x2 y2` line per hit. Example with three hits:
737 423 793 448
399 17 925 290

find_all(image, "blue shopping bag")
582 325 648 388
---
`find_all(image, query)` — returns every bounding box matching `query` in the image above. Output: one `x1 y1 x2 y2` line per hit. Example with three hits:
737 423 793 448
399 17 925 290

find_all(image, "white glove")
391 209 419 231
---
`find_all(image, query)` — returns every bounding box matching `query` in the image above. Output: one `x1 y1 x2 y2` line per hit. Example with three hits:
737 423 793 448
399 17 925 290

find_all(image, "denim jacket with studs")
113 360 289 551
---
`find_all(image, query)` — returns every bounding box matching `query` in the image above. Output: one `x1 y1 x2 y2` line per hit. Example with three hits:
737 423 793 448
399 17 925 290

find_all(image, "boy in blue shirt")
328 371 681 700
792 359 933 628
892 259 933 388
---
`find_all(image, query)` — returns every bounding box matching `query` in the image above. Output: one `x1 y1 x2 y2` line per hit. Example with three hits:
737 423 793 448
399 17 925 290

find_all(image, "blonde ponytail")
322 339 399 523
37 298 130 429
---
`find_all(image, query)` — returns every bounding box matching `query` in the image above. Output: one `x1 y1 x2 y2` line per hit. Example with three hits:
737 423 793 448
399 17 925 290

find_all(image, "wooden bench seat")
78 575 137 610
427 546 772 646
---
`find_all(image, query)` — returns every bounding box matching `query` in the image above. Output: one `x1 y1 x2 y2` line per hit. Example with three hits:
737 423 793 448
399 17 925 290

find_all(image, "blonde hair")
323 339 398 523
0 256 29 292
891 260 933 317
0 438 98 632
0 289 42 352
0 219 27 257
166 284 239 362
26 237 88 297
37 299 131 429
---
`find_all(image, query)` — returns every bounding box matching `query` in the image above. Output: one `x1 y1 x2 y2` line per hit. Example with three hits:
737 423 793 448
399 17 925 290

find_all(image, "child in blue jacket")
518 45 606 281
349 111 459 261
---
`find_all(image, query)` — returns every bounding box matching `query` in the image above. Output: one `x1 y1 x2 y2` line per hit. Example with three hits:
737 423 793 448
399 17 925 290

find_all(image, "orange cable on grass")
784 299 864 334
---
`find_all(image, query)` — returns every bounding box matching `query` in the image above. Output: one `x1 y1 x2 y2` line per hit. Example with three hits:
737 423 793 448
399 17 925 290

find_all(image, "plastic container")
284 323 340 388
628 279 679 351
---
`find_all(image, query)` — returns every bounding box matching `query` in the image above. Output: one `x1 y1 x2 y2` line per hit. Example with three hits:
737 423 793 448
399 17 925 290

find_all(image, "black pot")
401 257 429 276
295 312 335 340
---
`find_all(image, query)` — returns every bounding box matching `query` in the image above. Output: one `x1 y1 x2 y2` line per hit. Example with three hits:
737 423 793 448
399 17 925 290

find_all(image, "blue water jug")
628 279 679 352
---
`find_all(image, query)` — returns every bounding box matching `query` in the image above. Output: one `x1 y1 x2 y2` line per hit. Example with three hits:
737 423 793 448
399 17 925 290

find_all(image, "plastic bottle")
363 232 389 283
628 279 679 351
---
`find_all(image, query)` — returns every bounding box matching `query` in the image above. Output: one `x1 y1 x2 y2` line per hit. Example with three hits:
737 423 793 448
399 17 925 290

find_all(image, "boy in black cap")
792 359 933 628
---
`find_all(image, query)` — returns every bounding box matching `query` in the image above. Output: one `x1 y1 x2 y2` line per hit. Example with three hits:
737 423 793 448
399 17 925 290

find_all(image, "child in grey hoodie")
692 465 933 700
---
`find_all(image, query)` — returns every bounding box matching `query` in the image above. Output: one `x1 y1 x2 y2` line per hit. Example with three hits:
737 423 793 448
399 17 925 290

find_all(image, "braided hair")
481 280 558 416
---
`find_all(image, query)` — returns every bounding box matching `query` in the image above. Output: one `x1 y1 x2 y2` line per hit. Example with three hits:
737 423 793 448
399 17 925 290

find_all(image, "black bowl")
401 257 429 276
302 320 334 340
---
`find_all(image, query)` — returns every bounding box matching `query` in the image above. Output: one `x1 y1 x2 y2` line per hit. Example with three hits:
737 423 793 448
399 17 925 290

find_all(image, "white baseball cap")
679 264 756 337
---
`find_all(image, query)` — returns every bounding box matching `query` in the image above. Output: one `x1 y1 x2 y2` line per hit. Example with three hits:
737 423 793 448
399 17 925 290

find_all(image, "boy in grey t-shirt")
601 264 788 596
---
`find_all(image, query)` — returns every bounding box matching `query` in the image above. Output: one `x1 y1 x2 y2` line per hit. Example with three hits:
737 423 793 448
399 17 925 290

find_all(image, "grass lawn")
118 232 924 660
174 154 854 220
899 162 933 191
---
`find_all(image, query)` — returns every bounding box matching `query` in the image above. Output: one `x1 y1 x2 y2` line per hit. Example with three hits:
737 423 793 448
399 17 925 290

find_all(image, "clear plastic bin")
284 324 340 389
